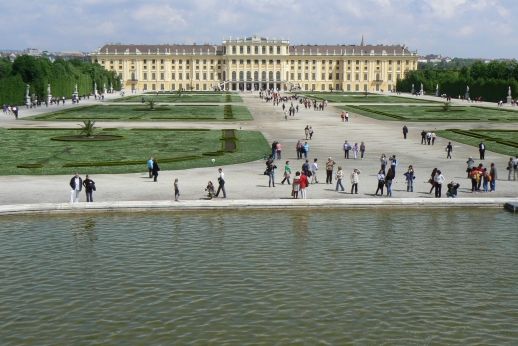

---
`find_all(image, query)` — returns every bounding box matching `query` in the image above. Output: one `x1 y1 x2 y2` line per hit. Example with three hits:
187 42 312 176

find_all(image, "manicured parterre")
111 93 243 103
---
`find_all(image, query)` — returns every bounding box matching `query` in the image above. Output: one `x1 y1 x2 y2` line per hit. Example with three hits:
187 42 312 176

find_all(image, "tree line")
397 59 518 102
0 55 121 105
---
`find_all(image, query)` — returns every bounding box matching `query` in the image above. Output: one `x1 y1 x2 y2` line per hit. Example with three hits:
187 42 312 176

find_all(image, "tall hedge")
0 75 27 105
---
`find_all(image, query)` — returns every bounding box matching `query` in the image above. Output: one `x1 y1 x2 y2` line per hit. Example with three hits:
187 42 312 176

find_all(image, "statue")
435 84 439 97
507 86 512 105
94 82 98 96
509 86 512 97
110 82 113 93
73 84 78 98
420 83 423 94
25 84 30 106
465 86 470 100
411 84 415 94
47 84 52 103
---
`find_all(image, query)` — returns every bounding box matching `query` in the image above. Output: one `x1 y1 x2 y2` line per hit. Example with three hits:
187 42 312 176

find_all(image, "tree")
0 57 12 79
146 99 156 109
11 55 42 84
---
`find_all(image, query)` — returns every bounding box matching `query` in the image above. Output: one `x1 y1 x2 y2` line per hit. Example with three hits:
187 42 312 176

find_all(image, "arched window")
246 71 251 81
131 72 135 80
262 46 266 54
269 46 273 54
254 71 258 80
240 46 243 54
261 71 266 80
239 71 244 80
277 46 281 54
232 46 236 54
247 46 251 54
269 71 274 80
255 46 259 54
231 71 236 80
276 71 281 80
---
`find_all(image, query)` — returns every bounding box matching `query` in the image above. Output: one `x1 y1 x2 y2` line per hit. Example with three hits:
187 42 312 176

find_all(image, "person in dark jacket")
402 125 408 139
152 158 160 182
385 167 395 197
82 175 96 202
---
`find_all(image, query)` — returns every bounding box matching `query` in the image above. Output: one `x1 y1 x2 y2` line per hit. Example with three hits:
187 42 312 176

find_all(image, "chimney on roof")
361 35 364 46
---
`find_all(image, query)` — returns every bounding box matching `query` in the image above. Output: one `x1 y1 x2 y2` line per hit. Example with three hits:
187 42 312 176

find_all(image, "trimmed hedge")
17 163 44 168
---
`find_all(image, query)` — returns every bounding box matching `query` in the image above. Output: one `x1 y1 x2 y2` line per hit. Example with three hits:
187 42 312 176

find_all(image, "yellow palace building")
92 34 418 92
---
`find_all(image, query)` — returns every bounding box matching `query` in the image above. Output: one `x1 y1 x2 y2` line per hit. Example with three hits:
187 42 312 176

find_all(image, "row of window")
226 46 283 55
135 83 394 92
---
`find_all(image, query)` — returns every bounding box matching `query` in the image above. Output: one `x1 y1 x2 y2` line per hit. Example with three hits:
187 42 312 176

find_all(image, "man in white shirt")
215 168 227 198
311 158 318 184
69 172 83 203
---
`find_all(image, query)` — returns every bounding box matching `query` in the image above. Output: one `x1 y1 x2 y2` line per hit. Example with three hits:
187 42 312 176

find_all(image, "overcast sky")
1 0 516 59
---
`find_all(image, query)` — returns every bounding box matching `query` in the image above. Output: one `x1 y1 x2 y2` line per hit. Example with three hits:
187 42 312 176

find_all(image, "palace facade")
92 34 418 92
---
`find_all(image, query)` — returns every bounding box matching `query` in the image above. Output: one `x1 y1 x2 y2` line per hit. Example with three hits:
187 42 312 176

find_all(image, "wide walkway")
1 91 517 206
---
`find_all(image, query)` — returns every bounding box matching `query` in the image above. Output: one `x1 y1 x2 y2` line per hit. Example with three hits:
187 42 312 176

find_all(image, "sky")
1 0 517 59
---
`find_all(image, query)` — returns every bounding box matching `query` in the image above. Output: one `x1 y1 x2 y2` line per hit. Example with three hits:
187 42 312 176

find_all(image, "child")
174 178 180 201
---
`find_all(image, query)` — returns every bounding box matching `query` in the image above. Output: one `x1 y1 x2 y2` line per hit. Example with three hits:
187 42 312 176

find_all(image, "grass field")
291 92 437 104
337 105 518 122
23 105 253 121
112 93 243 103
436 129 518 157
0 128 269 175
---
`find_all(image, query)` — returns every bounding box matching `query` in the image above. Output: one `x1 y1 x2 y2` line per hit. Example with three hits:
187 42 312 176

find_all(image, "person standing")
446 142 453 159
300 170 309 199
479 142 486 160
343 140 350 159
82 175 95 202
326 157 336 184
434 170 445 198
341 111 345 122
296 140 303 159
215 168 227 197
352 143 359 159
281 161 291 185
335 166 345 191
385 167 395 197
421 130 427 144
359 141 366 159
402 125 408 139
174 179 180 201
152 158 160 182
303 142 309 159
69 172 83 203
431 132 436 145
302 159 310 177
380 154 387 174
305 126 310 140
404 165 415 192
311 158 318 184
466 157 475 178
309 126 314 140
267 161 277 187
514 156 518 181
490 163 497 191
276 142 282 160
345 111 349 122
375 169 385 196
292 172 301 199
271 141 278 159
389 155 398 176
147 157 154 178
426 132 432 145
350 168 361 194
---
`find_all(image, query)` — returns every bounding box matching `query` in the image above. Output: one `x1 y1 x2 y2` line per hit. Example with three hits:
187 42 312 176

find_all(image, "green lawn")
436 129 518 157
112 93 243 103
0 128 269 175
291 92 437 103
23 105 253 121
337 105 518 122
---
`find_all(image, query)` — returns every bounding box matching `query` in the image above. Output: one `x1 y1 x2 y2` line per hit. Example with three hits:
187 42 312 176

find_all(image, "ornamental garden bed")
338 105 518 122
0 128 268 175
23 105 253 122
436 129 518 157
111 94 243 103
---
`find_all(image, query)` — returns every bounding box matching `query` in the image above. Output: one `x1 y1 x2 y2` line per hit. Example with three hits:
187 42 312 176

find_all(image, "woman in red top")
299 172 309 199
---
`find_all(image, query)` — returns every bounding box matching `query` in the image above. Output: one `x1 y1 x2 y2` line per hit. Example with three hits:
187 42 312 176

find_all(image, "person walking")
309 126 314 140
215 168 227 197
385 167 395 197
305 126 310 140
360 142 366 159
446 142 453 159
429 168 438 194
514 156 518 181
281 161 291 185
352 143 359 159
434 170 445 198
292 172 301 199
421 130 427 144
174 179 180 201
490 163 497 191
345 111 349 122
341 111 345 122
69 172 83 203
404 165 415 192
152 158 160 182
431 132 437 145
375 169 385 196
326 157 336 184
508 157 515 181
311 158 318 184
82 174 96 202
147 157 154 178
300 170 309 199
479 142 486 160
402 125 408 139
350 168 361 194
303 142 309 159
296 140 303 159
335 166 345 191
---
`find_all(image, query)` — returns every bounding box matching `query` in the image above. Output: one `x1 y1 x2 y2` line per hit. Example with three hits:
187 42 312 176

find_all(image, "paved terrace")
1 90 517 212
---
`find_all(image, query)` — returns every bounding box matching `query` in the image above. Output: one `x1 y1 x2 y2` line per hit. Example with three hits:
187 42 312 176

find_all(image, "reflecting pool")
0 209 517 344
